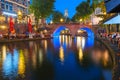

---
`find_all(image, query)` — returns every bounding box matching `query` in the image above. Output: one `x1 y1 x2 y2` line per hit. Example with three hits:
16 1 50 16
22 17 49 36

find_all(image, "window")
6 4 8 10
1 0 4 2
1 3 5 9
10 6 13 11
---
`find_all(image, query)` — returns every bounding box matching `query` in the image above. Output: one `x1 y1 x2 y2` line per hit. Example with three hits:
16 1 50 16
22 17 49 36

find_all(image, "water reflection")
2 45 6 61
78 47 83 61
76 37 85 49
0 35 113 80
59 46 64 62
39 48 43 65
2 48 18 79
18 50 25 76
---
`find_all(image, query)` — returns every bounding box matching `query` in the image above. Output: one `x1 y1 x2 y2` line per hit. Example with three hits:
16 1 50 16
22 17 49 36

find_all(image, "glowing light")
69 36 72 47
0 25 7 30
78 47 83 61
60 18 64 22
0 15 5 22
59 46 64 62
60 35 65 45
32 51 36 68
18 11 22 16
50 20 53 24
2 45 6 61
3 49 19 77
44 40 47 51
39 49 43 65
18 50 25 76
77 30 82 33
79 19 82 22
76 36 82 49
3 12 17 17
103 50 109 66
81 37 85 49
65 35 68 46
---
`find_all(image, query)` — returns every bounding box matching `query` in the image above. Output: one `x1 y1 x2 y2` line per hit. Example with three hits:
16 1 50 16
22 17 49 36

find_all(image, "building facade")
0 0 30 19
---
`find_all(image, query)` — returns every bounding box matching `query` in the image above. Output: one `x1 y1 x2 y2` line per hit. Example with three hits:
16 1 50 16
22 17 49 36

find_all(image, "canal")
0 35 113 80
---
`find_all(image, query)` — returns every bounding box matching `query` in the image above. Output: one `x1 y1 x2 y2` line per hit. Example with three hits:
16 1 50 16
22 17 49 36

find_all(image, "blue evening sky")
55 0 86 18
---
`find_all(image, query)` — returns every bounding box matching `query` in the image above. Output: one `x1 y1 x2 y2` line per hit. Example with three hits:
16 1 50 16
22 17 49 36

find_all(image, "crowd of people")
97 32 120 49
0 32 51 40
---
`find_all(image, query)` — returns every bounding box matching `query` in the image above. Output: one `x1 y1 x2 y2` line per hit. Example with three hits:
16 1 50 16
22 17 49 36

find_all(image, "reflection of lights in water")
2 45 6 61
59 46 64 62
65 35 68 46
77 37 82 49
18 50 25 76
39 49 43 65
34 42 37 53
91 50 109 66
103 50 109 66
59 35 65 45
32 51 36 68
29 41 34 47
62 35 65 43
91 50 102 64
78 47 83 61
81 37 85 49
44 40 47 51
69 36 72 47
3 49 19 77
59 35 62 45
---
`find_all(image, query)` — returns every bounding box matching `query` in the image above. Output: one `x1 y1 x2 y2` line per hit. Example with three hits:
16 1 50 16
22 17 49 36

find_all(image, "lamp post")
79 18 82 24
17 10 22 23
60 18 64 23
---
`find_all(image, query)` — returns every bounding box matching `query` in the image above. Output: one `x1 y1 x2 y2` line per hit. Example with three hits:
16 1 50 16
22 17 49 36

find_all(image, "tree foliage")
92 0 115 23
29 0 55 25
52 11 64 23
72 1 93 22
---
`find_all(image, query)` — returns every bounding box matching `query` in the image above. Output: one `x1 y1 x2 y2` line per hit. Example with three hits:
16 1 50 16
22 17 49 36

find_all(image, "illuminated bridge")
46 23 94 37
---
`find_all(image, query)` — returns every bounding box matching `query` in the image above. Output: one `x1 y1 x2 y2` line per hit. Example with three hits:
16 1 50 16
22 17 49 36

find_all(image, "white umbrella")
104 14 120 24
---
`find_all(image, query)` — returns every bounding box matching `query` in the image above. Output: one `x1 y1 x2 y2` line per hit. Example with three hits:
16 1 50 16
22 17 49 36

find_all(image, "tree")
52 11 64 23
73 1 93 22
29 0 55 27
91 0 115 23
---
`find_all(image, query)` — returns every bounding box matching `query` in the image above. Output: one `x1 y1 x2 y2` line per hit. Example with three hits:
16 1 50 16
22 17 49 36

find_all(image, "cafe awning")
104 14 120 24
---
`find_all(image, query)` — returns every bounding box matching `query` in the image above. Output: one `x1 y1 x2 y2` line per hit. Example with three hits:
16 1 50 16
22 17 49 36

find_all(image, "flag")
28 17 32 33
9 17 15 33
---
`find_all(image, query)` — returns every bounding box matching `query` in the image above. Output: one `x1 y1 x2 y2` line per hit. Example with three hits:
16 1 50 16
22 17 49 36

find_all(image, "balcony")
5 0 28 9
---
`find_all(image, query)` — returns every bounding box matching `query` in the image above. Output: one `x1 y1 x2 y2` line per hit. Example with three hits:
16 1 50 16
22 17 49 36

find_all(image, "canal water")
0 35 113 80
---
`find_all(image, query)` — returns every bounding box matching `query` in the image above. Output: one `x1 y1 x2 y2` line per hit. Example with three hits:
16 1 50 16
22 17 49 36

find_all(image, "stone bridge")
46 23 94 37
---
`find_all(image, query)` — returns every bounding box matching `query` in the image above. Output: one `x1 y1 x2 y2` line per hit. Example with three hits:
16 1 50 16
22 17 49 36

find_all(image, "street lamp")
0 15 5 23
60 18 64 23
17 10 22 23
79 18 82 22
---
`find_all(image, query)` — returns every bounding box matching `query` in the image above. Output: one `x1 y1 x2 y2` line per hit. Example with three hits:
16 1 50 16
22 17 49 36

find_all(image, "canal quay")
0 0 120 80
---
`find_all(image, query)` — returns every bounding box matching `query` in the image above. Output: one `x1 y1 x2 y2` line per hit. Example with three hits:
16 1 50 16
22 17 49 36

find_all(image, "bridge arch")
78 27 94 37
52 26 71 37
